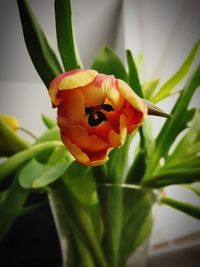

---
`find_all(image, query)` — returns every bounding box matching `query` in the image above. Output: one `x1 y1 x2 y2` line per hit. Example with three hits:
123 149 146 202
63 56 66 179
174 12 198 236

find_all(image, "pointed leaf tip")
144 100 172 118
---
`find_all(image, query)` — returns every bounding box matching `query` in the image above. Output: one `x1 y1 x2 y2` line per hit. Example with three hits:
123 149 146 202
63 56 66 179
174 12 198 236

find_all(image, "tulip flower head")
49 69 147 166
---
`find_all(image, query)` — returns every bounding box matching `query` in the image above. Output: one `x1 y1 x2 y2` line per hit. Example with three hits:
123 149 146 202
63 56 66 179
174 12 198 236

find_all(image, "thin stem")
49 179 108 267
0 141 64 181
18 127 38 140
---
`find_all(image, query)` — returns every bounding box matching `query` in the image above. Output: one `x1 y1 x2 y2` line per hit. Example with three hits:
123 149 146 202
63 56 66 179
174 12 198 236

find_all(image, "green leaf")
63 162 97 206
167 110 199 163
0 190 8 205
107 135 131 183
135 53 143 72
41 114 57 129
54 0 82 70
0 141 63 182
120 190 153 265
50 179 108 267
0 173 30 239
145 64 200 178
184 185 200 198
63 163 104 243
152 41 200 103
143 167 200 188
0 118 30 156
47 146 73 165
142 79 160 100
17 0 63 88
161 197 200 220
126 49 143 97
103 186 124 267
32 163 69 188
126 149 146 184
19 158 70 189
91 46 127 81
35 127 60 144
19 159 49 189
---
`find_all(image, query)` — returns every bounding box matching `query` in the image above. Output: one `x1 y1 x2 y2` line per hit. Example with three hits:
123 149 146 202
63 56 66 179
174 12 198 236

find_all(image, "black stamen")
85 103 114 126
102 104 114 112
85 107 93 115
88 112 107 126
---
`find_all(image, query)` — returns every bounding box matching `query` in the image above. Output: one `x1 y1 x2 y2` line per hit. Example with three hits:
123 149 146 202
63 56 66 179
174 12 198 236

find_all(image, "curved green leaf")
55 0 82 70
152 41 200 103
32 163 69 188
17 0 63 88
161 197 200 220
63 162 97 206
0 141 63 182
91 46 127 81
142 79 160 100
143 167 200 188
19 159 48 188
126 50 143 97
145 64 200 178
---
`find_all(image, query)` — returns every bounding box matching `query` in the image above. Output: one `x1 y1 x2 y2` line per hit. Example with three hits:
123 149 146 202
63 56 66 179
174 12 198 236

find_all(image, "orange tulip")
49 69 147 166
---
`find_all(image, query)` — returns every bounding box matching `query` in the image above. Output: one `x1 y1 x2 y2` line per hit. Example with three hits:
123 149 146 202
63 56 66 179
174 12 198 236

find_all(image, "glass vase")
48 179 154 267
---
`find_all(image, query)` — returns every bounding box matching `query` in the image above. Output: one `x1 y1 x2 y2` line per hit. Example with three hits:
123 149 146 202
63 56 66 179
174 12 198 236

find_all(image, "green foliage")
63 162 97 206
0 173 30 239
185 185 200 198
144 64 200 180
4 1 200 265
152 41 200 103
35 127 60 144
126 50 143 97
120 190 153 265
54 0 82 70
41 114 57 129
0 141 63 182
142 79 160 100
161 197 200 220
0 118 30 156
91 46 127 81
16 0 63 88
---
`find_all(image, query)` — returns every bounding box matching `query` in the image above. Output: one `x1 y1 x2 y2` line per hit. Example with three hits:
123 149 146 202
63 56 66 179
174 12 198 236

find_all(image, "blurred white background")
0 0 200 246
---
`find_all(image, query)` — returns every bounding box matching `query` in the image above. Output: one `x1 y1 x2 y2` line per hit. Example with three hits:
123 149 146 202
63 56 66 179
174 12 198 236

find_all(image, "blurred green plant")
0 0 199 266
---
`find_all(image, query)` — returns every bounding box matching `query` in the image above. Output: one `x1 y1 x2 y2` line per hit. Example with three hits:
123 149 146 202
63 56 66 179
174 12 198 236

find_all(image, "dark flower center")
85 103 114 126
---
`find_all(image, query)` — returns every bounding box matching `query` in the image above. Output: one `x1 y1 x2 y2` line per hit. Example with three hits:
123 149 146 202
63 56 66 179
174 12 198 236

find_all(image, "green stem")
0 141 63 181
49 179 108 267
94 166 123 267
0 119 31 156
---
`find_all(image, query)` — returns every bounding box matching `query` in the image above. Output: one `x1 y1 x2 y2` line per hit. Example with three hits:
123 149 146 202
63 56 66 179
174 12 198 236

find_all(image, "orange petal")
82 148 112 166
61 135 90 165
87 135 110 151
80 74 107 106
49 69 98 105
117 79 147 114
122 105 144 133
57 89 85 122
103 76 124 110
59 69 98 90
61 125 90 149
108 115 127 147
